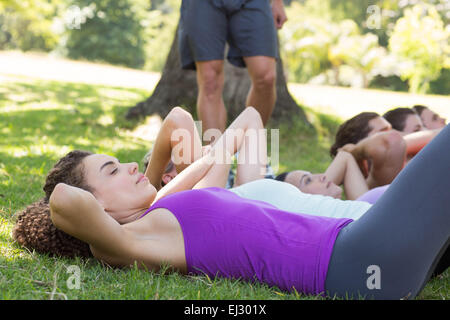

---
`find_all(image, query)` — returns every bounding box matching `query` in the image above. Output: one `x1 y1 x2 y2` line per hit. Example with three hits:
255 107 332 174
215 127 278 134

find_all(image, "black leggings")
325 124 450 299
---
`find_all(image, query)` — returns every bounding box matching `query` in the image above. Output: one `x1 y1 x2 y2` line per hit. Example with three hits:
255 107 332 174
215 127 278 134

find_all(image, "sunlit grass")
0 75 447 300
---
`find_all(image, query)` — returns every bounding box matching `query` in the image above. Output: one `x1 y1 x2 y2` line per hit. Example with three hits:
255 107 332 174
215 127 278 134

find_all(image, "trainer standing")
178 0 287 134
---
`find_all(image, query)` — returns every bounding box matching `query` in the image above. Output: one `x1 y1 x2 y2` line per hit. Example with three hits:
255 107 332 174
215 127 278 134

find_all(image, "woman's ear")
162 173 173 185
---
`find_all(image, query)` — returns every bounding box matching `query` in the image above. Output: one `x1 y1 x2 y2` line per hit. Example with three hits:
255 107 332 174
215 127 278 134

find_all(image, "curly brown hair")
13 150 94 258
12 199 92 258
330 112 379 157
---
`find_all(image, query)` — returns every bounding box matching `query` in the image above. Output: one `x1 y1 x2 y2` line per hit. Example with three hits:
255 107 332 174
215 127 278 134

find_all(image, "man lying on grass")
330 111 443 189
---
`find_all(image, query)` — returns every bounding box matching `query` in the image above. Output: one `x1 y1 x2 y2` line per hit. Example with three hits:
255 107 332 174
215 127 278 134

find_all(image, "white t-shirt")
230 179 371 220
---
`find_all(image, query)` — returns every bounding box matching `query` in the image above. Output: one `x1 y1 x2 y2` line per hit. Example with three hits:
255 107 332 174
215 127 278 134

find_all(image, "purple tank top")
141 188 352 295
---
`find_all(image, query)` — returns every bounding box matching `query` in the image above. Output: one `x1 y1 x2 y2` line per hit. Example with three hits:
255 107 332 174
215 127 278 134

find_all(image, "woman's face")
420 108 446 129
82 154 157 223
402 114 425 134
285 170 342 199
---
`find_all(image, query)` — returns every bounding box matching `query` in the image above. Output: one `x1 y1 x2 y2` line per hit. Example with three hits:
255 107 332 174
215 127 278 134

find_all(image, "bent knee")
244 106 264 127
251 69 276 90
167 106 193 127
197 63 224 94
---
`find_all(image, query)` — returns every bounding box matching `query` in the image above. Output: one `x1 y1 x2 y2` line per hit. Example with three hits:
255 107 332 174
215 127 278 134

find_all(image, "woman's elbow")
49 183 68 225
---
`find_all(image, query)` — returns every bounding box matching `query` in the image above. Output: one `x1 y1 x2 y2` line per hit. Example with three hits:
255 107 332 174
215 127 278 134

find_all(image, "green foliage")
1 75 448 299
1 0 449 94
64 0 150 69
280 0 449 94
142 0 180 72
280 3 395 88
389 4 449 93
0 76 326 300
279 1 334 83
0 0 64 51
430 68 450 95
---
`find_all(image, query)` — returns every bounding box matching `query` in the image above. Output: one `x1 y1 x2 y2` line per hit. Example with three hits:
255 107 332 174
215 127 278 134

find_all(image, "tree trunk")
126 25 310 128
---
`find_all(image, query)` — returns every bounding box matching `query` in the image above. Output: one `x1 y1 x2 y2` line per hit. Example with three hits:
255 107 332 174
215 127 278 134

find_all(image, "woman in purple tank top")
14 107 450 299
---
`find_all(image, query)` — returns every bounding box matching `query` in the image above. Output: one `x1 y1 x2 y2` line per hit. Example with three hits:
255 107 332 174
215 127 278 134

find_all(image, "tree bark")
126 25 310 128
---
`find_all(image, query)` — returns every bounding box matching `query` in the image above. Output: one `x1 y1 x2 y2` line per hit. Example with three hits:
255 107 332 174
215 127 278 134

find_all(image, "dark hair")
13 150 94 258
330 112 379 157
12 200 92 258
143 149 175 187
382 107 416 131
412 105 428 116
275 172 289 182
43 150 94 201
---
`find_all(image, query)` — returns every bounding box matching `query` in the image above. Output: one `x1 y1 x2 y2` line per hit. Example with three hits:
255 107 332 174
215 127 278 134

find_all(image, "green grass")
0 76 448 300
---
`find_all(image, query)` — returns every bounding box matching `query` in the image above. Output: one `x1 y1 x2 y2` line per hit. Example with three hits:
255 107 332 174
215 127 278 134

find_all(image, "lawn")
0 75 448 300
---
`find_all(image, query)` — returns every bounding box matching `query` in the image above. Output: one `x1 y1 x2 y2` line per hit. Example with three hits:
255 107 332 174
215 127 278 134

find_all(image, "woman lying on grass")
13 106 450 299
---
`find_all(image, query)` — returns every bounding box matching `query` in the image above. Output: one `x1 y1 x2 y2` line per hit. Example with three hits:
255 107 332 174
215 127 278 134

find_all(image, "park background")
0 0 449 299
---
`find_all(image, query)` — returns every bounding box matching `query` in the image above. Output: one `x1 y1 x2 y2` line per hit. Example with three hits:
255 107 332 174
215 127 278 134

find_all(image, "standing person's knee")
251 67 276 91
197 62 224 97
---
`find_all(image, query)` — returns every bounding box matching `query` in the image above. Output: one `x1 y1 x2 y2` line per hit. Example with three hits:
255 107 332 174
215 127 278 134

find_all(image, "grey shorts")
178 0 278 70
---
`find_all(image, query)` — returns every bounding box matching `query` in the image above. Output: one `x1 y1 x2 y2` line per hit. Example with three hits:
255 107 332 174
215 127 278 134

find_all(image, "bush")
389 4 449 93
0 0 63 52
429 68 450 95
64 0 149 69
142 0 179 72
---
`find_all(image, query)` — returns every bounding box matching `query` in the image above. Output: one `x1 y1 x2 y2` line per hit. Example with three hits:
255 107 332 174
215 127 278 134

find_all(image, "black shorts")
178 0 278 70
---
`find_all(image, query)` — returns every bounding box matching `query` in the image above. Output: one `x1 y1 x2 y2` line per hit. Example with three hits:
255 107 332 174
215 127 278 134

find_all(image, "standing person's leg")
227 0 278 126
244 56 277 126
196 60 227 135
178 0 229 135
325 125 450 299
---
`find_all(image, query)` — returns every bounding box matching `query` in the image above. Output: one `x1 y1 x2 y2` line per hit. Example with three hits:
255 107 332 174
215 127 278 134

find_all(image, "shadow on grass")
0 79 153 215
267 109 342 174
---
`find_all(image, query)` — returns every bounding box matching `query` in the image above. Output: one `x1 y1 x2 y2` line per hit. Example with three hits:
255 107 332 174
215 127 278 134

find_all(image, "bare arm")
50 183 181 270
194 106 266 189
325 151 368 200
144 107 202 190
154 106 267 197
348 131 406 188
403 128 442 157
49 183 136 265
152 152 216 204
271 0 287 29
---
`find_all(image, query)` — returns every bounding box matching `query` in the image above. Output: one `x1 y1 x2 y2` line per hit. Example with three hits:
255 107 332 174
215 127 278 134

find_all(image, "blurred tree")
329 32 392 88
325 0 447 48
0 0 63 51
64 0 149 69
389 3 449 93
279 1 335 83
143 0 179 72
